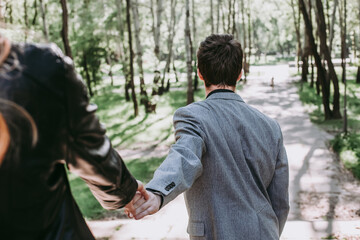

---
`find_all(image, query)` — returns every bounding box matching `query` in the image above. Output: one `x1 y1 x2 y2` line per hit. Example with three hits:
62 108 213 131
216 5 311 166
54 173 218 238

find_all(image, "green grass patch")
296 67 360 180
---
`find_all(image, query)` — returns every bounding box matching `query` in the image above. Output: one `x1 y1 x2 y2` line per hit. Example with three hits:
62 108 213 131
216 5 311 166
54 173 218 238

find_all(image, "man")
128 34 289 240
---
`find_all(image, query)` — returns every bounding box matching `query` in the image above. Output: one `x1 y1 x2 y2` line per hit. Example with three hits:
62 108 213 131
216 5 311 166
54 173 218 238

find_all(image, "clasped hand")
124 180 162 220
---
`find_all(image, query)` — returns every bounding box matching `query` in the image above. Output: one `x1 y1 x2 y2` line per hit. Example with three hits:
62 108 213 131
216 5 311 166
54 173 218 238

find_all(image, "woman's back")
0 43 137 239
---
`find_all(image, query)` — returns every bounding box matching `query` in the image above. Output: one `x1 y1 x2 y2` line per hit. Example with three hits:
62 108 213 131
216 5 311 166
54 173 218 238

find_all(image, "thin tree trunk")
5 1 13 24
216 0 221 33
210 0 214 33
290 0 302 72
162 0 178 92
232 0 237 36
24 0 29 28
192 0 198 91
126 0 138 116
329 0 339 54
60 0 73 59
39 0 49 41
185 0 194 104
299 0 332 119
247 1 251 72
240 0 248 78
115 0 131 100
339 0 346 83
32 0 38 25
341 0 348 132
315 0 341 119
83 53 93 97
132 0 148 102
154 0 163 62
173 51 179 82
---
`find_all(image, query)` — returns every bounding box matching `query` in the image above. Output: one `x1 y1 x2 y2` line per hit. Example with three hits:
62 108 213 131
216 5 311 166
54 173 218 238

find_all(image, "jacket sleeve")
58 49 137 210
267 127 289 235
146 106 206 207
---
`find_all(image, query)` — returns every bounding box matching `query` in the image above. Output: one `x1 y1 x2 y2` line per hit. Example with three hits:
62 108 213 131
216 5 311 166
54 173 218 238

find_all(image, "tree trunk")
173 51 179 82
299 0 332 120
290 0 302 72
192 0 198 91
132 0 149 109
60 0 73 59
185 0 194 104
247 1 251 72
329 0 338 54
39 0 49 41
210 0 214 33
5 1 13 24
32 0 38 25
24 0 29 28
83 53 93 97
356 66 360 84
115 0 131 101
339 0 346 83
154 0 163 62
240 0 248 77
162 0 178 93
315 0 341 119
216 0 221 33
126 0 138 116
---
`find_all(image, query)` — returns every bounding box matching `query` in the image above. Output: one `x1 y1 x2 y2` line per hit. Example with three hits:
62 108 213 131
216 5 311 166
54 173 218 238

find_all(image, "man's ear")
197 68 204 81
236 70 243 82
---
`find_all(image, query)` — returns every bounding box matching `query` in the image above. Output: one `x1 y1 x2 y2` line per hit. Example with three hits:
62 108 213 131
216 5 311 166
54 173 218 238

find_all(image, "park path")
88 65 360 239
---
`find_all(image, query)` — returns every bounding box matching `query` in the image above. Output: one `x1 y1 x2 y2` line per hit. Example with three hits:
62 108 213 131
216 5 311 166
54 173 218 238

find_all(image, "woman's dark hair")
0 113 10 165
197 34 243 87
0 99 38 166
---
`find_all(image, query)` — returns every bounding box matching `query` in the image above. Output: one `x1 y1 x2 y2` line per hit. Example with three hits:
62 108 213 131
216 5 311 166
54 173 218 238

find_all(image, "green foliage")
297 68 360 180
331 133 360 179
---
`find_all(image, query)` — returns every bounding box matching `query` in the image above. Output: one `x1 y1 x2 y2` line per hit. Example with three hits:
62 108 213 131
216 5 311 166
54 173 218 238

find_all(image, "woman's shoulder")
13 42 64 61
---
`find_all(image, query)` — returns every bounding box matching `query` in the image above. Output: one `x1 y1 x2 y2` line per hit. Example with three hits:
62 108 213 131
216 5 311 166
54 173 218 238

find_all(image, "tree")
210 0 214 33
132 0 153 113
299 0 332 119
115 0 131 101
60 0 73 59
290 0 302 72
126 0 138 116
240 0 248 79
192 0 199 91
185 0 194 104
162 0 178 92
314 0 342 119
329 0 339 54
39 0 49 41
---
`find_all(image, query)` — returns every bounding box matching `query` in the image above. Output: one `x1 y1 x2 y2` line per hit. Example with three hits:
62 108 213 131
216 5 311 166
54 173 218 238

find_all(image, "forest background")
0 0 359 220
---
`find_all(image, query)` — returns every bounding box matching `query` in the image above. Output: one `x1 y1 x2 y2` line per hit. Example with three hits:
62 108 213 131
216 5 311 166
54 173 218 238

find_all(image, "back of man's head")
197 34 243 87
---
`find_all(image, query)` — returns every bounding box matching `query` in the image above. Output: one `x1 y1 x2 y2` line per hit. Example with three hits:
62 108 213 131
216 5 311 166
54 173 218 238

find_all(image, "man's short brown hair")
197 34 243 87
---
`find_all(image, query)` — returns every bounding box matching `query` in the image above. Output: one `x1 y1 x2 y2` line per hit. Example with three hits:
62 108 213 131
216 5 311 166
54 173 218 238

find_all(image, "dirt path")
88 65 360 239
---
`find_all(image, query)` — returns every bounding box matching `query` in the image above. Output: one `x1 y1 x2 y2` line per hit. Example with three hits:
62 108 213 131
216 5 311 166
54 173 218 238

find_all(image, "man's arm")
267 130 290 235
128 106 207 219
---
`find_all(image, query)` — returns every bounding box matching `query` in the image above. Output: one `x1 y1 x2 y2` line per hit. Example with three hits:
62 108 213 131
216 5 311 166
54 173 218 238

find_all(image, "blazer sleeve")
267 126 290 235
146 106 206 207
58 49 137 210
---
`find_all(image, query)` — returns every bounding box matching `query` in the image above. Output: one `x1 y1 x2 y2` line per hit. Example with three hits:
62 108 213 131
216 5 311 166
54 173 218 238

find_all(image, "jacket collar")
205 90 245 103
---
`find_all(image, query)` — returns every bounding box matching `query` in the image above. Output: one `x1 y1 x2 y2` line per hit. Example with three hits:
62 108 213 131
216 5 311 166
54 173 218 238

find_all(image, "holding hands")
125 182 162 220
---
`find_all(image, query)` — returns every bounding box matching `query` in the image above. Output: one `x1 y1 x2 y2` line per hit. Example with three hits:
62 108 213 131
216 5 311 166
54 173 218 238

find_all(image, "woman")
0 36 144 239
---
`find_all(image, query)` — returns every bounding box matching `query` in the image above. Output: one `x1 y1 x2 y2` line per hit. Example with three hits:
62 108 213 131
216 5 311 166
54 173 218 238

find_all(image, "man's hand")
131 191 162 220
124 180 149 218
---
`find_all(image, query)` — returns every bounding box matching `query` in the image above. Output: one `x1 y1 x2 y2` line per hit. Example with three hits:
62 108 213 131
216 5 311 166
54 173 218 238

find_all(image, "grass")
296 67 360 180
69 76 206 219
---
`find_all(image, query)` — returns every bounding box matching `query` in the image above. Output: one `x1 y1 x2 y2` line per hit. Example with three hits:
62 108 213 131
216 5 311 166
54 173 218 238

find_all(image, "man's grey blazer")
146 91 289 240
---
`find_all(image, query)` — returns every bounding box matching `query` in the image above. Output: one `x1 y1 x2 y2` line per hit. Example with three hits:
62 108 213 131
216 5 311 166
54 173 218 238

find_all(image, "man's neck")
205 85 236 97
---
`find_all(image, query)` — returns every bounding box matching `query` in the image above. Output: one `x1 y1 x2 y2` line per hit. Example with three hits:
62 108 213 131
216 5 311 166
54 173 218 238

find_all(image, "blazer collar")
205 91 245 103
